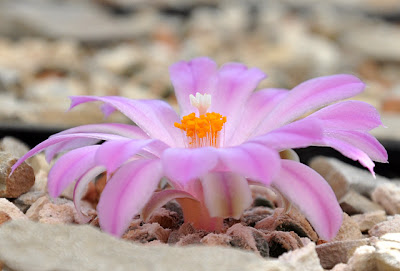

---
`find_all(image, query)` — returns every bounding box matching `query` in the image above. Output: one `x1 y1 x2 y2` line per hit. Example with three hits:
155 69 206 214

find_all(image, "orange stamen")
174 112 227 148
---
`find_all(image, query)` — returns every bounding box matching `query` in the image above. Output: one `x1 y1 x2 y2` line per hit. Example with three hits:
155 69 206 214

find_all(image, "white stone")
279 243 323 271
372 183 400 215
0 220 305 271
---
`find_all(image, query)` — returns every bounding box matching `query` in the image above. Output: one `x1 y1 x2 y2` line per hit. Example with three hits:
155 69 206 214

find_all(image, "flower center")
174 93 227 148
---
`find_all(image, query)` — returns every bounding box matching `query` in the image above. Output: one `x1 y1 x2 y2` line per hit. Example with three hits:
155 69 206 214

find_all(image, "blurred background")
0 0 399 172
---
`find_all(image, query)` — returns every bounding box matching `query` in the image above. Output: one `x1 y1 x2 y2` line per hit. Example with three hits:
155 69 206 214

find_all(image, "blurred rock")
369 215 400 237
340 190 384 215
0 219 296 271
316 239 370 269
372 183 400 215
0 137 29 159
351 211 387 232
0 211 11 225
0 151 35 198
310 157 391 198
0 198 26 220
227 223 269 257
333 213 363 242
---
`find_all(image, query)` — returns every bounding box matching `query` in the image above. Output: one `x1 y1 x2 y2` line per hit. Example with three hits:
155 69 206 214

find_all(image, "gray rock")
310 157 391 198
340 190 384 215
372 183 400 215
0 220 323 271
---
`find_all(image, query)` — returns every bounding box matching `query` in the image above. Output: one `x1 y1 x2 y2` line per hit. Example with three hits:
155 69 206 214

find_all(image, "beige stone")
369 215 400 237
346 245 377 271
310 157 390 198
38 202 75 224
0 151 35 198
375 233 400 271
25 196 50 221
333 213 363 241
0 220 317 271
0 198 26 220
352 211 387 232
316 239 370 269
0 211 11 225
279 243 323 271
340 190 384 215
372 183 400 215
0 136 29 159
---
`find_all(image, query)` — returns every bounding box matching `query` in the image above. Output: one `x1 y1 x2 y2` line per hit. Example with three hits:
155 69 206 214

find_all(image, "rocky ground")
0 0 400 270
0 136 399 270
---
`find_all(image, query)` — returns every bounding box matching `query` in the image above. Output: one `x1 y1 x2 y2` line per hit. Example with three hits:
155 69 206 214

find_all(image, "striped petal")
202 172 252 219
69 96 183 147
97 159 162 237
255 74 365 134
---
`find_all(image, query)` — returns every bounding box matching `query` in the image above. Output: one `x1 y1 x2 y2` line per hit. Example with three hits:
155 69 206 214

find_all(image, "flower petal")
228 88 289 145
324 129 388 163
69 96 183 147
47 145 100 198
202 172 252 219
73 165 105 223
255 74 365 134
10 133 127 175
321 136 376 175
97 159 163 237
209 63 266 141
272 160 343 240
95 139 168 174
309 101 382 131
169 57 218 116
249 118 323 151
141 189 196 221
217 143 280 186
162 147 218 185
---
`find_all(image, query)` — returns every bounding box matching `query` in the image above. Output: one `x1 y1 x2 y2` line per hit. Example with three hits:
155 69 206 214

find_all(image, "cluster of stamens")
174 93 227 148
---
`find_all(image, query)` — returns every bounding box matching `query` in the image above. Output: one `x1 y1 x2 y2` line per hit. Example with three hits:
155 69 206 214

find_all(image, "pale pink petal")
11 133 127 175
249 118 323 151
217 143 280 186
228 88 289 145
254 74 365 134
272 160 343 240
69 96 183 147
141 189 196 221
73 165 105 223
97 159 163 237
45 123 149 161
309 101 382 131
95 139 168 174
321 137 376 175
210 63 266 141
169 57 218 116
45 138 100 162
324 129 388 163
162 147 218 184
202 172 252 219
47 145 100 198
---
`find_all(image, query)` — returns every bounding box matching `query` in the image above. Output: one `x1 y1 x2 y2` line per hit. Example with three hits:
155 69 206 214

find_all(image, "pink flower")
11 57 387 240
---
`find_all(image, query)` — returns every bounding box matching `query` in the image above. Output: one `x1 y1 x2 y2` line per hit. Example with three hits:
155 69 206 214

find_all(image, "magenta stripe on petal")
255 74 365 134
322 136 376 175
309 101 382 131
48 145 100 198
10 132 127 176
162 147 219 185
324 129 388 163
169 57 218 116
228 88 288 145
272 160 343 240
202 172 252 219
210 63 266 141
69 96 183 147
217 142 280 186
250 118 323 151
97 159 162 237
95 139 168 174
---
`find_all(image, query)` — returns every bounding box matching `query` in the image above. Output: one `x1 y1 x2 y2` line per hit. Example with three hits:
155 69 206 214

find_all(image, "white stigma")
189 92 211 116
